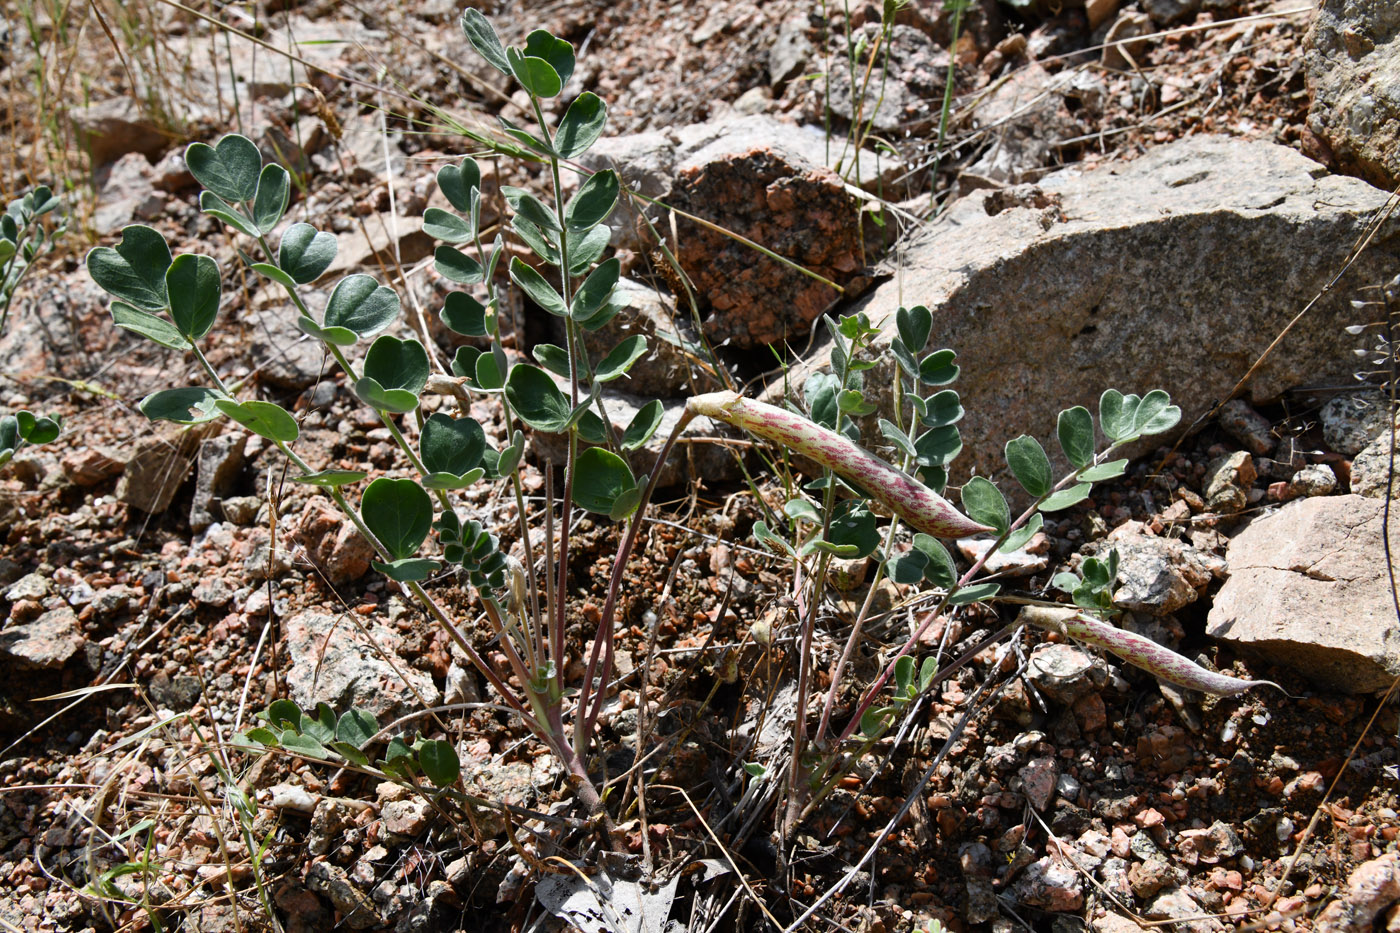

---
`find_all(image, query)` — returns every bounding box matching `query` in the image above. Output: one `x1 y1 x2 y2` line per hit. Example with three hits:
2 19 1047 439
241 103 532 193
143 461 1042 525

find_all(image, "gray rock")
769 18 814 87
825 25 946 134
1013 856 1083 911
381 797 431 836
149 671 202 711
1176 821 1243 865
1102 523 1221 615
1144 887 1223 933
117 437 195 515
1305 0 1400 189
957 535 1048 576
0 607 85 670
93 153 167 236
4 572 50 602
1283 463 1337 499
1142 0 1200 26
1203 451 1255 513
1314 853 1400 933
307 862 383 930
1018 757 1058 810
246 303 325 391
191 432 247 533
1027 643 1106 704
71 97 165 166
192 576 234 608
292 498 374 585
60 446 126 487
569 114 902 255
1320 390 1392 456
962 63 1081 188
283 609 440 722
766 137 1398 499
221 495 263 525
1102 11 1154 71
308 798 358 856
1351 427 1399 499
1207 495 1400 692
1216 399 1275 455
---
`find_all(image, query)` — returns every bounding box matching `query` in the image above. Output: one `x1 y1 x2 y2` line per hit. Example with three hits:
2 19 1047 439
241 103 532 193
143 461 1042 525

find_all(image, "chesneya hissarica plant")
686 305 1277 838
85 12 677 832
0 186 67 467
0 184 67 339
0 409 61 470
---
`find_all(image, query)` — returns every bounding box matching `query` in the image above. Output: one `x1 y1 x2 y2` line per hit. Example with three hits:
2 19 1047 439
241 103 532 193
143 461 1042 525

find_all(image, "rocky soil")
1 0 1399 931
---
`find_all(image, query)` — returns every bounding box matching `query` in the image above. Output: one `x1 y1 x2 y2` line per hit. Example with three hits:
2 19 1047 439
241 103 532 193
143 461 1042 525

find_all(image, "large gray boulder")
1305 0 1400 190
1206 495 1400 693
766 136 1400 487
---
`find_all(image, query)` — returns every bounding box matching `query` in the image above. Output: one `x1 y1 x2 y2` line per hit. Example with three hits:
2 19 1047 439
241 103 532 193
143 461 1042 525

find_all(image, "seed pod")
687 391 992 539
1019 606 1280 696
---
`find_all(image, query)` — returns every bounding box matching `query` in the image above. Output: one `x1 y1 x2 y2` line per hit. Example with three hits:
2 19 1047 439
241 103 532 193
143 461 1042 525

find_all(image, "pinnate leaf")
565 170 619 233
506 48 562 98
460 9 510 75
436 158 481 213
896 304 932 353
140 387 223 424
509 257 566 316
252 164 290 232
621 400 664 450
505 364 571 433
960 476 1009 536
595 335 648 383
111 302 190 351
1040 483 1092 512
523 29 574 86
216 399 299 442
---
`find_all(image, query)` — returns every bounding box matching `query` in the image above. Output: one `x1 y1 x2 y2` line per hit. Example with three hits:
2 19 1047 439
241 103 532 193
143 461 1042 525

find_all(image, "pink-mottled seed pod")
1020 606 1280 696
686 391 993 539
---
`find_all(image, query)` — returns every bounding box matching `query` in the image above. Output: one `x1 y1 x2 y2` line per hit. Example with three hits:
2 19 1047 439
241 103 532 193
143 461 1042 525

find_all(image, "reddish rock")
293 498 374 584
0 607 85 670
671 146 865 348
61 447 126 487
381 798 431 836
1018 757 1058 811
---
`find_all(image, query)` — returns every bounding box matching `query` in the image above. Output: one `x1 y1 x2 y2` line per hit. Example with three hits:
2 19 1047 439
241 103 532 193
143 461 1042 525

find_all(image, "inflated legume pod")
1020 606 1280 696
687 391 993 539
